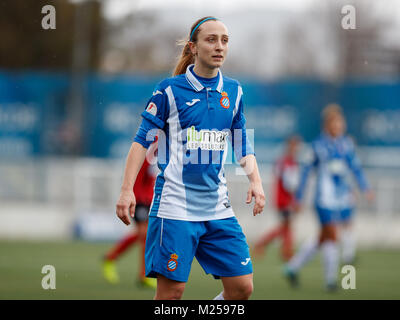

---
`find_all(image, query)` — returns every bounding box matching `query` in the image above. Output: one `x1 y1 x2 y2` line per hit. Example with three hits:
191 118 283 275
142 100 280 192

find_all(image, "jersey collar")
185 64 223 93
321 132 343 142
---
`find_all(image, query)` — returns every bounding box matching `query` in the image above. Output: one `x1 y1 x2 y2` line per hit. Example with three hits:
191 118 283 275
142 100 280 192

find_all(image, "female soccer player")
254 135 301 262
115 16 265 300
284 104 373 291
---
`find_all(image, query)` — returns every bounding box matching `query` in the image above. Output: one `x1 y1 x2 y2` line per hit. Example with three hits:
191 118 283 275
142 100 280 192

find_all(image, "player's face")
326 114 346 137
192 21 229 70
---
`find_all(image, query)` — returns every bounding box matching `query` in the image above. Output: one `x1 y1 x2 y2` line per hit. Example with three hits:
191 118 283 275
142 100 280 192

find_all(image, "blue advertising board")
0 70 399 161
0 71 69 157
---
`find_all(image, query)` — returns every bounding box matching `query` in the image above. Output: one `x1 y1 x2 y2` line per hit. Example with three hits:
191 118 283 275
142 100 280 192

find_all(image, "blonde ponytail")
173 41 194 76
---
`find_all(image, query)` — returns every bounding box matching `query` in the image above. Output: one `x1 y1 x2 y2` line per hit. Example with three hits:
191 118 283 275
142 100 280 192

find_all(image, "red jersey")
274 154 299 210
133 158 156 206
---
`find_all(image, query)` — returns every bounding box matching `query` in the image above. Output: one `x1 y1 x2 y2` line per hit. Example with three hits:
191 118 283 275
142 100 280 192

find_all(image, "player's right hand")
116 190 136 226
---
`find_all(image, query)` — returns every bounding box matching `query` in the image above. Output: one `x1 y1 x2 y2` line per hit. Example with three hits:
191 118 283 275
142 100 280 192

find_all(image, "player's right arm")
116 142 148 226
116 82 169 225
345 137 374 204
295 142 318 207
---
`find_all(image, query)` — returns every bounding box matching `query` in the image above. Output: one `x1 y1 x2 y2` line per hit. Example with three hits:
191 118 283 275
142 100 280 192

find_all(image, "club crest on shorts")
167 253 178 272
146 102 157 116
220 91 230 109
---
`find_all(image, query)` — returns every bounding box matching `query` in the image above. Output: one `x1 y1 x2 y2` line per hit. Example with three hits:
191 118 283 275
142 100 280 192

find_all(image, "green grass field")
0 240 399 300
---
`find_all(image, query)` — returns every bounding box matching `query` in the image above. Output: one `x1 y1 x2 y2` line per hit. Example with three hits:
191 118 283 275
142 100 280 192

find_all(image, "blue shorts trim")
339 208 353 222
144 216 253 282
316 207 354 225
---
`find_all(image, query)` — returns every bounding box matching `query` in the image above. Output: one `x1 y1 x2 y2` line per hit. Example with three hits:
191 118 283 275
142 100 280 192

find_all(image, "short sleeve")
295 142 318 202
133 117 159 148
229 85 254 161
231 85 246 130
141 83 169 129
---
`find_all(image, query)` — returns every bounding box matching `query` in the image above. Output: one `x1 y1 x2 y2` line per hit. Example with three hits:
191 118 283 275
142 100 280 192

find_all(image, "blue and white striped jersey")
296 133 370 211
134 64 254 221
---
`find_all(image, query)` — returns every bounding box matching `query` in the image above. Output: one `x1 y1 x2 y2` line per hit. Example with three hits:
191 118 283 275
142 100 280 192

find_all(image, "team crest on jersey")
220 91 230 109
167 253 178 272
146 102 157 116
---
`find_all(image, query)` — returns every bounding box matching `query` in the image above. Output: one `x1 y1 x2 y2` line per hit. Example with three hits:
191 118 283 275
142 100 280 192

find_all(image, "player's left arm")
240 154 266 216
345 138 374 202
230 84 265 216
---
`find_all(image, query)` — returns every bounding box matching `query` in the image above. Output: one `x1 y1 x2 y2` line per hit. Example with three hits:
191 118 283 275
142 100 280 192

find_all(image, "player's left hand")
246 181 266 216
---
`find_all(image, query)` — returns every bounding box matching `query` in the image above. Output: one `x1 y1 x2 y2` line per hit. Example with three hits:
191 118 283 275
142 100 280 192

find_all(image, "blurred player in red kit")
103 140 158 288
254 136 301 261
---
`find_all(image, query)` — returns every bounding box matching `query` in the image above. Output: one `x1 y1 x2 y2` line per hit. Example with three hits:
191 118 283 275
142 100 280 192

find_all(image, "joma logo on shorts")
241 258 251 266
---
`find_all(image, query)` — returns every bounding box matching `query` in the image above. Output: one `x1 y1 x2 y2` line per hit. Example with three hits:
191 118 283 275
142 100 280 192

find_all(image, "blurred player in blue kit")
115 16 265 300
284 104 374 291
